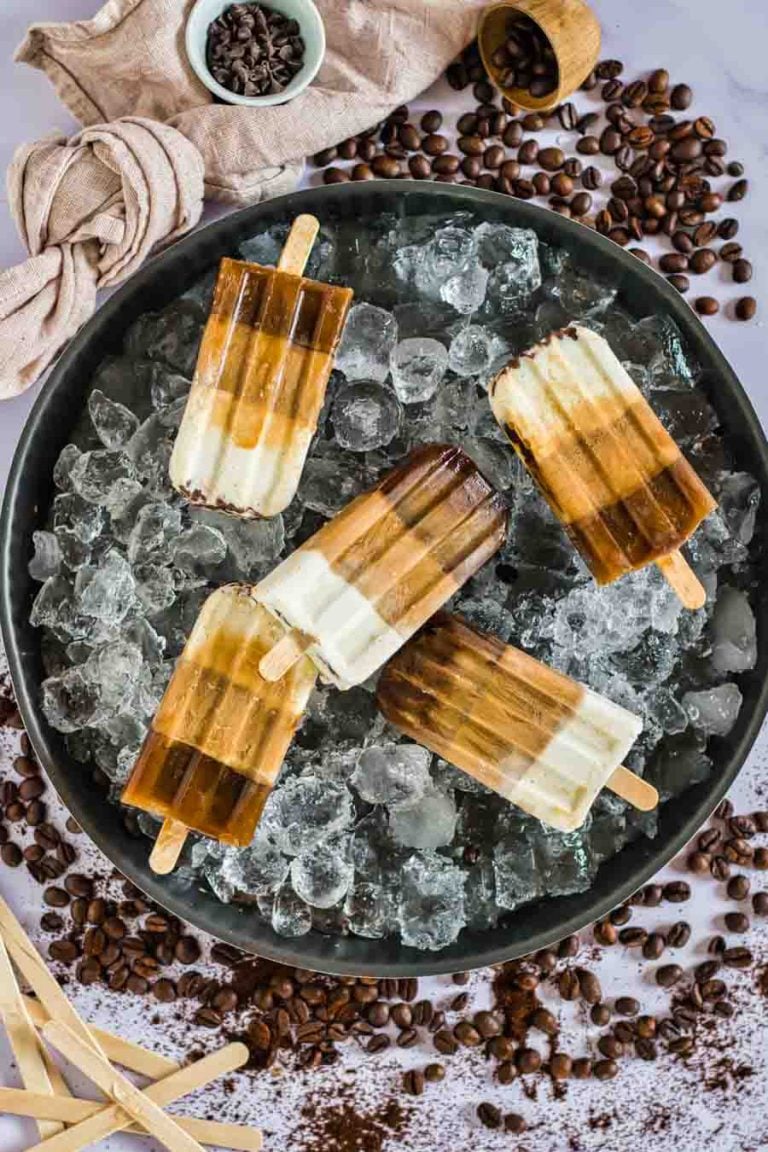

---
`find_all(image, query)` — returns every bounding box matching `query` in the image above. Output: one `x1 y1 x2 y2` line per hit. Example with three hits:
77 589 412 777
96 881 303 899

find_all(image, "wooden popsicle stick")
277 213 320 276
3 1086 262 1152
0 896 103 1057
41 1020 212 1152
0 936 62 1139
607 765 659 812
149 817 189 875
655 550 706 610
258 628 314 682
22 995 178 1080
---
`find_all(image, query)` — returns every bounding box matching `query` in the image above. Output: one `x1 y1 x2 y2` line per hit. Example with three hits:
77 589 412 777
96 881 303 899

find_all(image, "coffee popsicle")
378 612 655 833
488 325 716 608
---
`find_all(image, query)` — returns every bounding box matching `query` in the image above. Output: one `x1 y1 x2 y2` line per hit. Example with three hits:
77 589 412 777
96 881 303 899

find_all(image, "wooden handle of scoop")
277 214 320 276
258 629 314 682
607 765 659 812
655 550 706 610
149 818 188 875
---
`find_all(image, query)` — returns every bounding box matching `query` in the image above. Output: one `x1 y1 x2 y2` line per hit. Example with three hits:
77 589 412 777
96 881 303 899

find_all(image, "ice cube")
190 508 284 578
172 525 227 574
553 268 616 316
653 390 719 445
55 527 92 571
260 776 354 856
53 493 104 543
127 502 182 564
70 450 139 505
710 587 757 674
53 444 81 491
415 225 475 299
493 837 543 910
717 471 760 547
271 881 312 937
128 301 204 377
683 683 743 736
487 256 542 313
239 227 286 267
433 759 492 796
398 852 465 951
290 841 353 908
126 413 176 494
351 744 432 807
77 551 136 624
220 837 289 895
390 338 449 405
534 825 596 896
133 564 176 615
464 858 499 931
42 667 102 732
463 436 516 491
298 453 368 517
474 223 539 273
448 326 494 376
440 264 489 315
150 366 191 410
331 381 402 452
345 879 397 939
390 787 457 850
29 531 62 582
85 639 144 714
336 303 398 383
88 389 140 449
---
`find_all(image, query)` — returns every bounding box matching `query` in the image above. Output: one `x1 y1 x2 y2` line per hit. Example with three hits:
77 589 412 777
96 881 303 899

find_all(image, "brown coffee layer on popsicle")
303 444 509 636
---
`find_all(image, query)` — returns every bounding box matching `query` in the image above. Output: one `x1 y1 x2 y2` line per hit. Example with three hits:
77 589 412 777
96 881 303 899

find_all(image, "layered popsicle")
122 585 317 869
377 613 654 833
256 444 509 690
170 216 353 518
488 325 716 607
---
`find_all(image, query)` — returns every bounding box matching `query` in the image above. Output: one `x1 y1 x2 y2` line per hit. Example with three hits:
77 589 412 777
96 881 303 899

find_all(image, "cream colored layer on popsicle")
494 685 642 831
170 384 311 519
256 551 403 690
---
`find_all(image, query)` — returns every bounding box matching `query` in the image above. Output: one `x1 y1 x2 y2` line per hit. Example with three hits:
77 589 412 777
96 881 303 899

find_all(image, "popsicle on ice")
377 612 656 833
256 444 509 690
121 585 317 874
170 215 353 519
488 325 716 609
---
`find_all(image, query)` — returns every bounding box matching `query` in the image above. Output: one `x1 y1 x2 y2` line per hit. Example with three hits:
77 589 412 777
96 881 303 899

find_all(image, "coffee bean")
694 296 719 316
570 192 592 217
630 247 652 264
503 121 523 147
515 177 535 199
537 147 565 172
576 136 600 156
664 881 691 903
421 134 448 157
751 891 768 916
600 128 622 156
576 969 601 1004
727 178 749 202
593 1059 618 1081
660 253 689 274
531 171 549 196
754 811 768 833
483 145 505 170
402 1068 424 1096
722 946 753 969
1 842 22 867
397 1028 419 1048
518 140 539 165
531 1007 558 1035
656 964 683 988
516 1046 541 1073
619 926 647 946
590 1003 611 1026
49 938 79 962
558 970 580 1001
754 847 768 871
731 258 752 284
43 886 69 908
597 1034 623 1060
433 1029 459 1055
476 1102 501 1130
371 155 400 177
417 110 441 135
615 997 639 1017
735 296 757 321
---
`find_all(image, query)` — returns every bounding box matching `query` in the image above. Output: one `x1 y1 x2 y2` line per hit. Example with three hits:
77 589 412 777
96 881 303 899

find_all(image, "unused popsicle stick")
149 817 190 875
0 935 62 1139
0 1087 261 1150
258 628 313 682
277 213 320 276
607 765 659 812
655 550 706 610
41 1020 209 1152
0 896 103 1057
23 994 178 1080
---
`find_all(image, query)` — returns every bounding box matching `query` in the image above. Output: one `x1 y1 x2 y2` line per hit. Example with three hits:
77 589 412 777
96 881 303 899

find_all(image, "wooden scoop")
149 213 320 877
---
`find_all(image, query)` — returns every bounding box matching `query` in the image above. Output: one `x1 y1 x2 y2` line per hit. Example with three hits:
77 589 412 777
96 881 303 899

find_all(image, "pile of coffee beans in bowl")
487 14 558 101
206 2 305 98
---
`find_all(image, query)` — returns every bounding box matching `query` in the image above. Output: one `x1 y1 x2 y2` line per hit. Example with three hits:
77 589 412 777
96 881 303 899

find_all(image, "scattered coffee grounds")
206 3 305 98
2 682 768 1140
312 46 754 320
486 14 558 101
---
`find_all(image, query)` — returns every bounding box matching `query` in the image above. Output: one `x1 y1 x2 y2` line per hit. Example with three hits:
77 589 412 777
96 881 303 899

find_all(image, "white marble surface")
0 1 767 1150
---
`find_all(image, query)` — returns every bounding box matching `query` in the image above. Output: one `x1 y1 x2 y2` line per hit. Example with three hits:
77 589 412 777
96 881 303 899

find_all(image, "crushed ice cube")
260 776 354 856
494 838 543 910
344 879 396 939
271 881 312 937
351 744 432 807
290 842 353 908
191 508 284 578
298 453 368 517
133 564 176 615
717 471 760 547
172 525 227 574
390 787 457 850
55 527 92 571
127 502 182 564
398 852 465 951
331 381 402 452
88 389 140 449
150 366 191 410
77 551 136 624
440 264 489 315
710 586 757 673
463 436 516 490
448 326 494 376
390 338 449 405
53 492 104 542
683 684 743 736
336 303 398 383
53 444 81 491
70 450 138 505
29 531 62 582
220 837 289 895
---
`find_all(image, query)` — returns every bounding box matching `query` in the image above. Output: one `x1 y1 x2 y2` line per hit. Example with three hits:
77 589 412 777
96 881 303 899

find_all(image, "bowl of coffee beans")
478 0 600 111
186 0 325 106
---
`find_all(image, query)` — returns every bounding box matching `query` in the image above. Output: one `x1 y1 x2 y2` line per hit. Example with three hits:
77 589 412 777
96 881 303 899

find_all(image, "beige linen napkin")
1 0 481 398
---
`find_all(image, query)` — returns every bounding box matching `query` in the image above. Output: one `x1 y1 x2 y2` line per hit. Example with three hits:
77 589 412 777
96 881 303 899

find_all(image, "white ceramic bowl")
185 0 325 107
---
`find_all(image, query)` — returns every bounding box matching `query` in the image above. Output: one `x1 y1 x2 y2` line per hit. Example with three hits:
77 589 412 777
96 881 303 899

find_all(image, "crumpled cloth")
2 0 481 398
